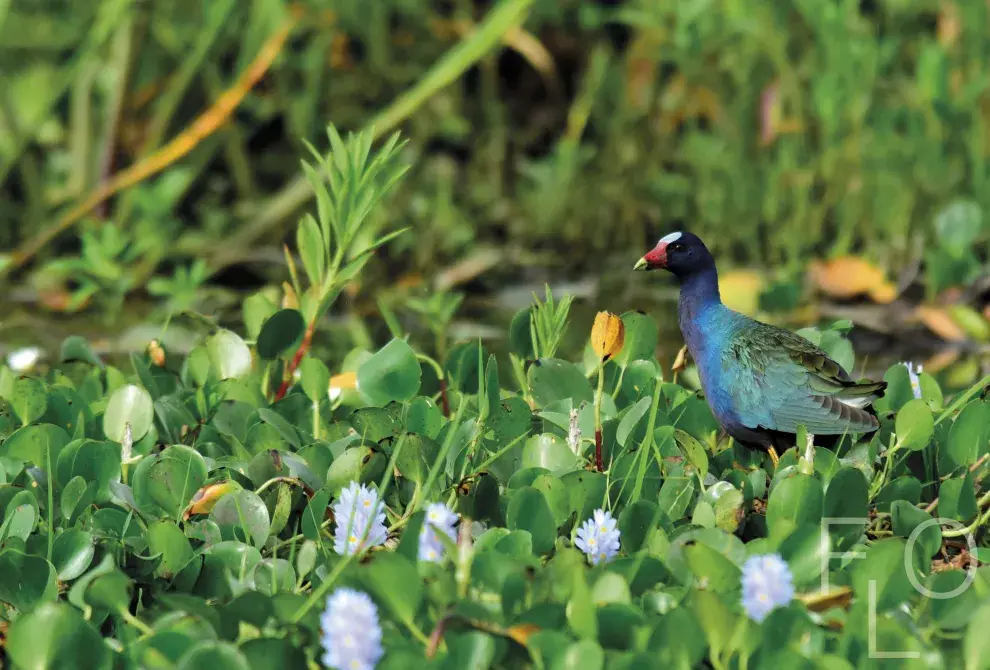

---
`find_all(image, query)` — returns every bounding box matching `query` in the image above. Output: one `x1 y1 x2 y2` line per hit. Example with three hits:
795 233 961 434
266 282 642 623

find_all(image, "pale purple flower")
418 502 458 563
332 482 387 556
574 509 620 565
741 553 794 622
903 361 923 400
320 587 383 670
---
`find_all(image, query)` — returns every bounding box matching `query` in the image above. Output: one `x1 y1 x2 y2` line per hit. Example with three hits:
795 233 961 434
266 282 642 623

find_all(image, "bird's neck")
677 266 723 354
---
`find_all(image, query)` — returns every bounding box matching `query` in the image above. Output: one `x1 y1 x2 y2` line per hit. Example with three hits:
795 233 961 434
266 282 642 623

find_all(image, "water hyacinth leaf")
132 445 209 520
302 489 330 541
890 501 941 559
963 604 990 668
51 528 96 581
256 309 306 360
148 521 194 579
613 311 658 367
59 335 103 366
359 552 423 624
0 550 57 611
357 338 421 405
521 433 581 475
299 357 330 403
821 466 868 550
393 433 440 485
326 445 386 494
1 423 69 468
206 329 253 380
210 490 272 549
176 641 251 670
103 383 154 443
939 473 978 522
253 558 295 595
941 399 990 472
406 396 442 438
529 359 594 406
852 539 915 611
895 399 934 451
6 602 111 669
507 487 556 555
875 476 922 513
766 475 823 541
12 377 47 425
240 638 308 668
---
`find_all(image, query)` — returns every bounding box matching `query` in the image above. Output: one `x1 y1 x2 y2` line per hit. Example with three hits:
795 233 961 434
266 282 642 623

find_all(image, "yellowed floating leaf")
914 305 967 342
798 586 852 613
505 623 540 646
330 371 358 393
808 256 897 303
183 480 238 520
719 269 765 315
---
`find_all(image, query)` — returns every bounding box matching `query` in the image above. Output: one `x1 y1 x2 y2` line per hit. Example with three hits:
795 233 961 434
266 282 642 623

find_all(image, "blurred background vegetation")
1 0 989 380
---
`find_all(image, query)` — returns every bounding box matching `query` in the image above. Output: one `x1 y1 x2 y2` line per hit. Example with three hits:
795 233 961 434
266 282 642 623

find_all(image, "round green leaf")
521 433 581 475
895 399 934 451
0 550 57 611
942 399 990 472
132 445 209 520
299 357 330 403
613 311 658 367
256 309 306 360
766 474 823 541
528 359 593 406
851 538 915 611
506 487 556 555
177 641 251 670
935 199 982 255
103 384 154 443
210 490 271 549
253 558 295 595
357 338 421 405
206 329 253 380
890 501 941 559
148 521 194 579
7 602 111 670
12 377 47 425
51 529 96 581
822 466 868 551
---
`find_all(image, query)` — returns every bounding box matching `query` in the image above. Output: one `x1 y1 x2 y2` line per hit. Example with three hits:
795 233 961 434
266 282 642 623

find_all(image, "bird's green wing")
727 322 885 435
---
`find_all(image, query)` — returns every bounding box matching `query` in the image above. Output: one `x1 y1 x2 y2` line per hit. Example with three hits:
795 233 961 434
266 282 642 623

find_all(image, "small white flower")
418 502 458 563
320 587 383 670
741 554 794 622
332 482 388 556
6 347 42 373
902 361 923 400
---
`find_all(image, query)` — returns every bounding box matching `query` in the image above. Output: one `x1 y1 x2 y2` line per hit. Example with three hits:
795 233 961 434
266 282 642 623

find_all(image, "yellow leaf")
914 306 967 342
718 269 765 315
590 311 625 361
808 257 897 303
183 480 238 520
505 623 540 646
330 371 358 390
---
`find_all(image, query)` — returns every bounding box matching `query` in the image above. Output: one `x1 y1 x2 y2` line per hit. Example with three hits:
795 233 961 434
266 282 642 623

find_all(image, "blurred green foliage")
2 0 989 295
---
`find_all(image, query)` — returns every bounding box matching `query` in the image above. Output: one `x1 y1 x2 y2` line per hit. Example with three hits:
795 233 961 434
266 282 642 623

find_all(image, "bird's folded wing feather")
727 325 884 435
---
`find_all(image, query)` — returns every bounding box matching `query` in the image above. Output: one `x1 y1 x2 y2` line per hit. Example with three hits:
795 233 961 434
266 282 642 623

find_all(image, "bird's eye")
668 242 685 253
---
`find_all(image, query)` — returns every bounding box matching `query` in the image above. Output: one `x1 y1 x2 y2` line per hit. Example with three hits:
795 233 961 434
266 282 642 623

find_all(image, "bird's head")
634 231 714 279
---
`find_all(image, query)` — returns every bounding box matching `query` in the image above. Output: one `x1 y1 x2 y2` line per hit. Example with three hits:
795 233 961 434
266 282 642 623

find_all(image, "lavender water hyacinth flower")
332 482 388 556
574 508 621 565
741 553 794 622
418 502 458 563
903 361 923 400
320 587 383 670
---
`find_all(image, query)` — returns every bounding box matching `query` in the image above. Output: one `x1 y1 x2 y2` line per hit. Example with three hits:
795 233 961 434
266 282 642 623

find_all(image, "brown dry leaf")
281 281 298 310
923 349 961 374
914 305 967 342
808 257 897 303
798 586 853 613
719 269 765 315
183 480 238 520
434 248 502 291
